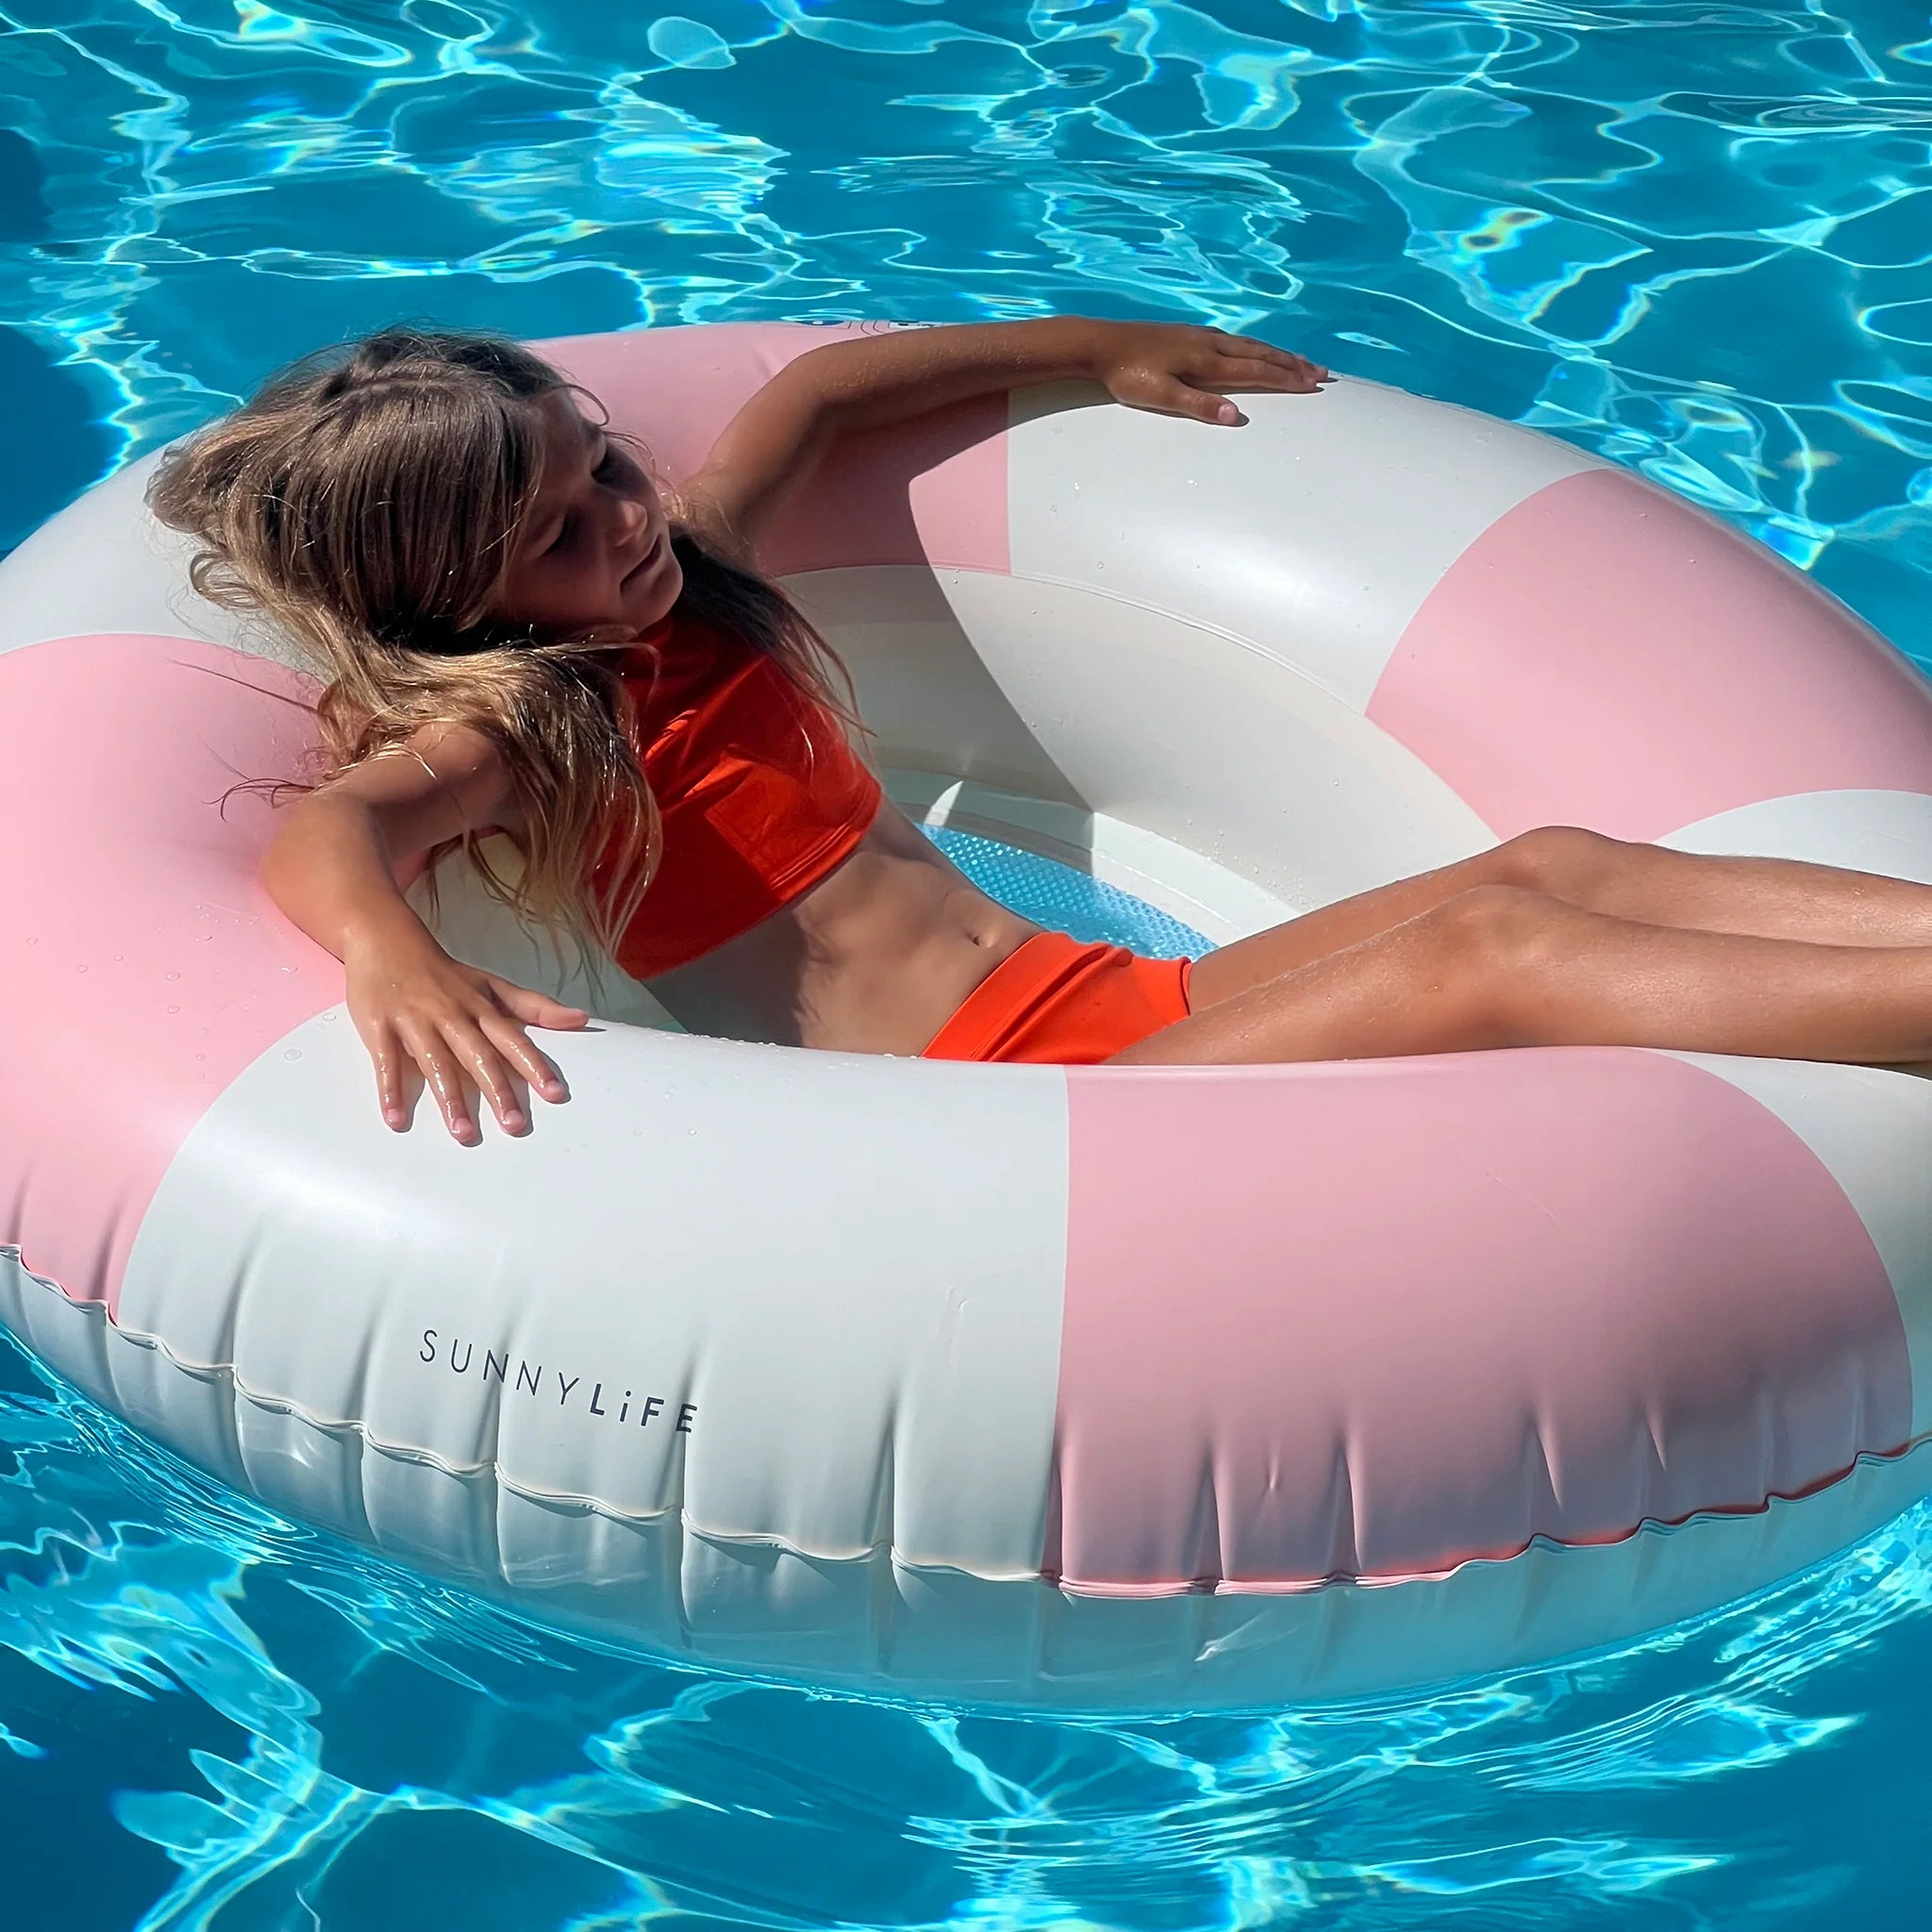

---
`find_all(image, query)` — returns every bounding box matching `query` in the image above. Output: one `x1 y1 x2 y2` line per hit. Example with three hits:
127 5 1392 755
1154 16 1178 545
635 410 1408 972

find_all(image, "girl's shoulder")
336 720 525 844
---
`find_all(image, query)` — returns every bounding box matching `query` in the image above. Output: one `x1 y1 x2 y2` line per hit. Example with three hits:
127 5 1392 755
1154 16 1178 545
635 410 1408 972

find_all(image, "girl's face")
494 388 683 639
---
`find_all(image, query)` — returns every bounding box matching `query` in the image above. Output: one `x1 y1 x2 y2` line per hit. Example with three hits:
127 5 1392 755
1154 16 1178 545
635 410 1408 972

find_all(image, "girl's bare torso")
641 799 1040 1054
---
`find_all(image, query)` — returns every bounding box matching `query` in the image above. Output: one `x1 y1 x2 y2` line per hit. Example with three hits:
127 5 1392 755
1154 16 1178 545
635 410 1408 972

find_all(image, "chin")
634 560 684 627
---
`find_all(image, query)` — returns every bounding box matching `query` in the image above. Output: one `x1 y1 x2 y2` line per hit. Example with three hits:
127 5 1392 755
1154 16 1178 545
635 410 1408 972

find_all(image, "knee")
1428 882 1557 958
1490 824 1626 902
1424 885 1564 1036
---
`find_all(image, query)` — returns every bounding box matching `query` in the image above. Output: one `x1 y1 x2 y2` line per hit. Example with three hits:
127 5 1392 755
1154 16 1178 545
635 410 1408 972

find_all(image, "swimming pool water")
3 0 1931 1924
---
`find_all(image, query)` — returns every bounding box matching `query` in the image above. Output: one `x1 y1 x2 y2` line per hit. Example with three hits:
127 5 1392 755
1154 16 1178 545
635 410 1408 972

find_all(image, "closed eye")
540 440 636 558
596 442 642 494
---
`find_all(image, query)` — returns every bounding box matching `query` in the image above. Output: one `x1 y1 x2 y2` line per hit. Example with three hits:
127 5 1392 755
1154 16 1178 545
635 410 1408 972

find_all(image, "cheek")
506 559 597 625
557 550 615 596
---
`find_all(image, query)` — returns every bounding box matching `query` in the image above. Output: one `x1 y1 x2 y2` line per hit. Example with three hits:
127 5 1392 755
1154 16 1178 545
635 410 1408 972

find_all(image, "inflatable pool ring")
6 322 1932 1713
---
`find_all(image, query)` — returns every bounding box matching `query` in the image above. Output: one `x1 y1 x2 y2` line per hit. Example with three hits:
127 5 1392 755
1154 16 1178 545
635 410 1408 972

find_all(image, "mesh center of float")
919 825 1208 958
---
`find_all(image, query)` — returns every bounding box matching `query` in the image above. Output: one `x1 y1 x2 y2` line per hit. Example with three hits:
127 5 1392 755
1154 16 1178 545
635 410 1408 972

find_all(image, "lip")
623 529 664 587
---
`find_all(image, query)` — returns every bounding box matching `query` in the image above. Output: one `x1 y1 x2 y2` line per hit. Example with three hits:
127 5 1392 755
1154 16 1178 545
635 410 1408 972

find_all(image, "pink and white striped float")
5 322 1932 1712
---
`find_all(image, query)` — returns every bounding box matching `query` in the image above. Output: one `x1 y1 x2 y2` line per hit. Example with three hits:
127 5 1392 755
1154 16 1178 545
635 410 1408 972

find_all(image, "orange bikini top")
591 612 881 979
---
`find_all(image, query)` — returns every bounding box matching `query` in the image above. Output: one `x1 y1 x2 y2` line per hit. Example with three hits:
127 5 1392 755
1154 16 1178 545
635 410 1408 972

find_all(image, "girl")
152 318 1932 1145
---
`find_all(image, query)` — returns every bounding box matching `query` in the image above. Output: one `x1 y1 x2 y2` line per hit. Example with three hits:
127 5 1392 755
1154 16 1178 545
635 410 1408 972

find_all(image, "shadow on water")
0 131 114 552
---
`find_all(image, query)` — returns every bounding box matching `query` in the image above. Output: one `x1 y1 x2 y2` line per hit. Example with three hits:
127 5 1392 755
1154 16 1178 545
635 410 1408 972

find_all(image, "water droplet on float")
164 972 179 982
166 1005 179 1014
283 1049 302 1061
194 1053 206 1062
75 965 87 974
24 938 35 947
111 954 122 962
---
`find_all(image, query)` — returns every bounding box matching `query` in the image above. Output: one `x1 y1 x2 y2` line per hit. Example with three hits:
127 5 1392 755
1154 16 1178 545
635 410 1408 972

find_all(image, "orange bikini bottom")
920 931 1195 1066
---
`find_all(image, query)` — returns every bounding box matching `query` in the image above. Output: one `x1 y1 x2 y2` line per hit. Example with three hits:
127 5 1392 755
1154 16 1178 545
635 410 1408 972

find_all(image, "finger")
486 976 590 1031
1217 354 1324 393
398 1051 425 1126
425 1044 481 1145
1163 379 1246 425
400 1023 482 1145
361 1022 409 1132
1224 334 1330 378
442 1019 529 1136
478 1009 571 1107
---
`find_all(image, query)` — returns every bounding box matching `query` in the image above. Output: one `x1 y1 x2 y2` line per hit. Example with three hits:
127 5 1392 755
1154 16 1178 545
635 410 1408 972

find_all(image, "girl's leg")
1118 883 1932 1069
1190 825 1932 1012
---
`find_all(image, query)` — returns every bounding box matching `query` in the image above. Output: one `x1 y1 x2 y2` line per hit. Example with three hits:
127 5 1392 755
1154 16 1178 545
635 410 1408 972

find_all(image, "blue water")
3 0 1931 1924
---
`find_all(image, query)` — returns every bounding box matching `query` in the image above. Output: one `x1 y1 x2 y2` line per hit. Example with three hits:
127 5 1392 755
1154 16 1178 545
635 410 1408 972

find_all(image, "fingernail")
505 1110 527 1132
384 1108 406 1131
1216 400 1240 424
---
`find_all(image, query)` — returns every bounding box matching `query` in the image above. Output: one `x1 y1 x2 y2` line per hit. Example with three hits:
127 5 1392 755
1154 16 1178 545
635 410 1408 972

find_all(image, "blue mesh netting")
921 825 1208 958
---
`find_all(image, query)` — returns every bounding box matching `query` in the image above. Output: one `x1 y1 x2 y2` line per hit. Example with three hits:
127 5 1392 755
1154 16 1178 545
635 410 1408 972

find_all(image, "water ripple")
2 3 1932 1924
0 0 1925 658
3 1322 1932 1926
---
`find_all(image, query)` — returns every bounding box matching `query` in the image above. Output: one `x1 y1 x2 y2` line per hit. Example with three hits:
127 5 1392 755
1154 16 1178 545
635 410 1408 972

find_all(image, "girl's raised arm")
262 725 587 1145
675 318 1326 571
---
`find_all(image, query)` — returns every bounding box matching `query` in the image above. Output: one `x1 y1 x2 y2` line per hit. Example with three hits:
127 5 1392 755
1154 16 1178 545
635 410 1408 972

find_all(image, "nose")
610 492 649 550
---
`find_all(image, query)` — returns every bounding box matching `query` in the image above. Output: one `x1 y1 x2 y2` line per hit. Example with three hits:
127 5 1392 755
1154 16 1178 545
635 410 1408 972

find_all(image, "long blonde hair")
147 326 858 968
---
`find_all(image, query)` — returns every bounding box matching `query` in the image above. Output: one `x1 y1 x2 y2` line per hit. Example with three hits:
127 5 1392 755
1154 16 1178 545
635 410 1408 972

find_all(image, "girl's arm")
676 316 1327 568
264 727 587 1144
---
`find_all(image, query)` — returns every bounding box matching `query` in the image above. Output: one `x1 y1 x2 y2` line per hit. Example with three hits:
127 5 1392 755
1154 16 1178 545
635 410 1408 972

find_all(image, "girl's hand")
344 930 588 1145
1084 321 1329 426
